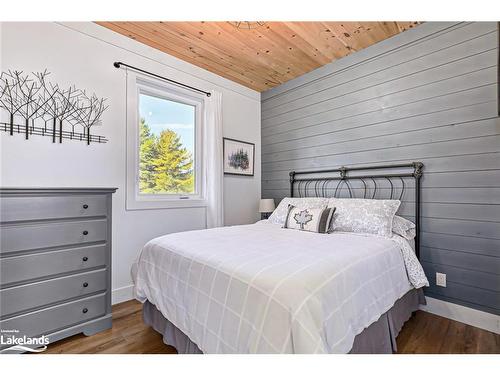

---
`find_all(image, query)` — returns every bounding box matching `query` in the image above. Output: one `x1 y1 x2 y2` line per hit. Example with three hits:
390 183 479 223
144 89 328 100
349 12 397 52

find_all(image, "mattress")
132 222 428 353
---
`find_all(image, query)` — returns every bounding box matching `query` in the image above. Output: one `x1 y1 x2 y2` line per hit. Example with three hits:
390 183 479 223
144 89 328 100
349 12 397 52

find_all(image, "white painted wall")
0 22 261 303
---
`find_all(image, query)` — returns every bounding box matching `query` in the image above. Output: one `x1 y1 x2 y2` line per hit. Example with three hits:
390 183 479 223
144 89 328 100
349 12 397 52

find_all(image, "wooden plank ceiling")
97 22 420 92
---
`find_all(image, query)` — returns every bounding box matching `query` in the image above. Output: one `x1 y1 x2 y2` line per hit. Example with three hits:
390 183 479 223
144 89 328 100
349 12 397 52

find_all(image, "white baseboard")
420 297 499 334
112 284 135 305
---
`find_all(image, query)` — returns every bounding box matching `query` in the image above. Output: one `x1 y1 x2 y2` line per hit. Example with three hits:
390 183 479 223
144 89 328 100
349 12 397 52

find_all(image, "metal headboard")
289 162 424 258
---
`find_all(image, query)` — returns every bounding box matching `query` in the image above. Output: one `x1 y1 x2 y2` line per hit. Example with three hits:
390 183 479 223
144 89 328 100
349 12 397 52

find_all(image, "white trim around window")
126 71 208 210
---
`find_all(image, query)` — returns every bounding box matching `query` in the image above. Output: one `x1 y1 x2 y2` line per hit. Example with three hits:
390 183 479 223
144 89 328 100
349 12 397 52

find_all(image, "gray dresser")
0 188 117 352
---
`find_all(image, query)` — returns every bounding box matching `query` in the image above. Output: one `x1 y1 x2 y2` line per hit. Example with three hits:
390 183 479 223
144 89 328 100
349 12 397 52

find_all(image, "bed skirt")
142 288 425 354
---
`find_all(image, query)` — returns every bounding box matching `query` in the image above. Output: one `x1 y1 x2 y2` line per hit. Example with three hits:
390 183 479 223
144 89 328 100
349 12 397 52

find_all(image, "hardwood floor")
397 310 500 354
43 300 177 354
43 300 499 354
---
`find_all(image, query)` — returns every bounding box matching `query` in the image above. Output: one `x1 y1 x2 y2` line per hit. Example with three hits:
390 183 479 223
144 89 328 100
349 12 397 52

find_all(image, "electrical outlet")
436 272 447 287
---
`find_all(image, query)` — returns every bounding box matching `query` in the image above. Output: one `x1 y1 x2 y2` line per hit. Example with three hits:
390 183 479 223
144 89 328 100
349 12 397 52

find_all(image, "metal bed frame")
289 162 424 258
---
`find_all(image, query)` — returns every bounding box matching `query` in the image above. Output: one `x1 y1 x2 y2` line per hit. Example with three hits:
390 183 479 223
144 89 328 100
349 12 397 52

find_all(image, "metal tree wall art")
0 70 108 144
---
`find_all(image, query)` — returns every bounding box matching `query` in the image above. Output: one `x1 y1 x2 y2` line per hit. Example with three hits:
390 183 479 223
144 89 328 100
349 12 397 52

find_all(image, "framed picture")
223 137 255 176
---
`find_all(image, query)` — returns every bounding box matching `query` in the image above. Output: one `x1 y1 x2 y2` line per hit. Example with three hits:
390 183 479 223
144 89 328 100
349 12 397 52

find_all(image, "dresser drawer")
0 194 107 223
1 269 107 318
1 244 107 286
0 293 107 340
1 219 107 254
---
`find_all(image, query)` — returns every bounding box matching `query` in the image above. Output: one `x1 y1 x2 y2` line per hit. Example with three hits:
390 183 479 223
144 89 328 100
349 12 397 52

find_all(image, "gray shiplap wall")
261 22 500 315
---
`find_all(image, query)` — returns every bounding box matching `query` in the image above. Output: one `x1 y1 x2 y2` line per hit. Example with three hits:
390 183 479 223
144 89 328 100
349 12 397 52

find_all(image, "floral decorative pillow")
328 198 401 237
268 197 329 226
392 215 416 240
283 205 335 233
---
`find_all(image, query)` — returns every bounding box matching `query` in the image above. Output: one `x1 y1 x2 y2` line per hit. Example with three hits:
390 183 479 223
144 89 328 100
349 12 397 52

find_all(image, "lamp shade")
259 198 276 213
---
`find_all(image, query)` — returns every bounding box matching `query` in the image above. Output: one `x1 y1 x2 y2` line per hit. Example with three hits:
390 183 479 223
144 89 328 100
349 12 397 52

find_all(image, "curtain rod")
113 62 211 97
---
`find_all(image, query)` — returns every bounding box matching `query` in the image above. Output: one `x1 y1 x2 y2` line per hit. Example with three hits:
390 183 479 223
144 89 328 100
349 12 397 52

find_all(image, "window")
127 74 206 209
138 93 196 195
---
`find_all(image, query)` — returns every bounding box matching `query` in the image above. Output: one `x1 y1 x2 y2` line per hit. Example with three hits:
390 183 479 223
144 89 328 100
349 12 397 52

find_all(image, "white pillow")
392 215 416 240
268 197 329 226
328 198 401 237
283 205 335 233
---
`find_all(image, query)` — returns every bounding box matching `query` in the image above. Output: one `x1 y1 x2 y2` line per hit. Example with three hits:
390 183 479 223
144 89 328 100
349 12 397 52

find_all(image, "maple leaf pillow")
283 204 335 233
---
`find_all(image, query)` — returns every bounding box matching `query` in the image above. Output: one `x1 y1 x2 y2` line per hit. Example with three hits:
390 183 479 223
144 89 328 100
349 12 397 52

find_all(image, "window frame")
126 72 207 210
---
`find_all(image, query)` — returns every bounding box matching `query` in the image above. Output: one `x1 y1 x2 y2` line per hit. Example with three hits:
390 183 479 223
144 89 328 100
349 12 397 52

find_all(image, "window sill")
126 198 208 211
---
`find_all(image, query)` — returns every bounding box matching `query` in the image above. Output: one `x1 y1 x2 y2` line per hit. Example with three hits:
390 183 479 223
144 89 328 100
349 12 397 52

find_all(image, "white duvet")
133 222 428 354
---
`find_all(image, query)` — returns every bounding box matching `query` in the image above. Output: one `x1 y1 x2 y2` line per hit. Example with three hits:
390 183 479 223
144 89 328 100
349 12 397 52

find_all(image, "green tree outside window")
139 118 194 194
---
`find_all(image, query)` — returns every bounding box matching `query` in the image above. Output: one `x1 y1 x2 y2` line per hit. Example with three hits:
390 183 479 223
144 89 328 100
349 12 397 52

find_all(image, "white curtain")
204 90 224 228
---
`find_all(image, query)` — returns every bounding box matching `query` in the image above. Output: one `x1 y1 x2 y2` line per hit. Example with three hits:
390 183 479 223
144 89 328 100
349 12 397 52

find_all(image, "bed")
132 162 429 354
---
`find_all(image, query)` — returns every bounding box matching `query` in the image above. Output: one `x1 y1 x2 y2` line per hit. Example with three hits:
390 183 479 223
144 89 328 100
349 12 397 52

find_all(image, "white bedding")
133 222 428 354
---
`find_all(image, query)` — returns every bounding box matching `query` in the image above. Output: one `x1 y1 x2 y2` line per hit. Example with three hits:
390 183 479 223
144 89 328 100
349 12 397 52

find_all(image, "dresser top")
0 187 118 194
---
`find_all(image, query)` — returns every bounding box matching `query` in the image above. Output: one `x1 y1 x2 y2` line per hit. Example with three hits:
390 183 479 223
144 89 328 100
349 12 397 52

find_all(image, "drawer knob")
83 204 89 209
83 282 89 288
82 308 88 314
82 256 88 262
82 230 89 236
